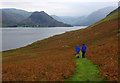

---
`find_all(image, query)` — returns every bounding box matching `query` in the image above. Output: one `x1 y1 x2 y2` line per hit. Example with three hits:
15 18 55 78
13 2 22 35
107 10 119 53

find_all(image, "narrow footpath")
66 52 103 81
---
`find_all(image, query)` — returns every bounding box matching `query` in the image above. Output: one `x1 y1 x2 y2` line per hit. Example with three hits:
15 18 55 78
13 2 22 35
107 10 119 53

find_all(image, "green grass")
66 52 103 81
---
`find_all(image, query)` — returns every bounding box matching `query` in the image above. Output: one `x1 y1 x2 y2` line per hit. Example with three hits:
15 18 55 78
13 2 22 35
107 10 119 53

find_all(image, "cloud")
0 0 119 2
0 0 118 16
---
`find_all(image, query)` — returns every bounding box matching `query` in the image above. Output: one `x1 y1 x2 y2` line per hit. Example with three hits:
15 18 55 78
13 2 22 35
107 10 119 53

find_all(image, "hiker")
75 45 80 58
81 44 86 58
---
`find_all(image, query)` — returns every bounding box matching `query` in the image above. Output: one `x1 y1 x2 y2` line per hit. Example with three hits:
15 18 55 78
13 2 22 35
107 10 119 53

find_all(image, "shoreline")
1 25 74 28
0 26 87 28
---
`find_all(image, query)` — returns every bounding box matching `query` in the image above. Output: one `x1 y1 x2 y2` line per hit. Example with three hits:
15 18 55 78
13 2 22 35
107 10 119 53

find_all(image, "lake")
1 26 87 51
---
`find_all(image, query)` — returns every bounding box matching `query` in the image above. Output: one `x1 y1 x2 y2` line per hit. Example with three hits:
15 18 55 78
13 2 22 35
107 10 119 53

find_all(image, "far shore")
0 25 89 28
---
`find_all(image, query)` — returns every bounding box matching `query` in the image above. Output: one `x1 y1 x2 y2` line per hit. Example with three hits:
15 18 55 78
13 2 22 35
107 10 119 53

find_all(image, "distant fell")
19 11 72 27
1 8 32 27
74 6 117 26
51 15 86 25
1 11 18 26
1 8 32 18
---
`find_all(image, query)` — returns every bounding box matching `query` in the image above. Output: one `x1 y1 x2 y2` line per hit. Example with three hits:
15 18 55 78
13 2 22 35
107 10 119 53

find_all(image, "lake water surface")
1 26 87 51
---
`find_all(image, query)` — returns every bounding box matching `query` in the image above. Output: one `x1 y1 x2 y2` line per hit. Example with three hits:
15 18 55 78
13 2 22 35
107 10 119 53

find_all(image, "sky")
0 0 119 17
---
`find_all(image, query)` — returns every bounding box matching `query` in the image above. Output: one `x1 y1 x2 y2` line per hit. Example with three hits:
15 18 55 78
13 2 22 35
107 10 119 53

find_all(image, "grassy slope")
66 52 103 81
2 8 119 81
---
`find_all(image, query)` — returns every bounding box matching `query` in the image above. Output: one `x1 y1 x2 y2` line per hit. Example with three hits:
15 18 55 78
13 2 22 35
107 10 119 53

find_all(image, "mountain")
1 8 71 27
1 11 18 26
51 15 86 25
1 8 32 18
74 6 117 26
0 8 32 26
19 11 72 27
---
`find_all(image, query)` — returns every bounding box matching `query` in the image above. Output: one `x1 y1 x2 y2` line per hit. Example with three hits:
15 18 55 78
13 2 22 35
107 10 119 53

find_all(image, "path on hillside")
66 52 103 81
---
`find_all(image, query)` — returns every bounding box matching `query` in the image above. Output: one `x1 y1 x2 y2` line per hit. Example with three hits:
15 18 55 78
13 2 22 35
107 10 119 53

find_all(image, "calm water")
1 26 87 51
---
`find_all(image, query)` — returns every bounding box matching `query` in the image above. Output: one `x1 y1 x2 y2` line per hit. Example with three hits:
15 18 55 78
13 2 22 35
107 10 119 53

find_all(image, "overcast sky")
0 0 119 16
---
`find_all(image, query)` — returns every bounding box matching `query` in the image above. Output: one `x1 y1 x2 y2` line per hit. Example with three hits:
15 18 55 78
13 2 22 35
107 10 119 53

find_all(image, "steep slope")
19 11 72 27
75 6 117 26
2 7 119 81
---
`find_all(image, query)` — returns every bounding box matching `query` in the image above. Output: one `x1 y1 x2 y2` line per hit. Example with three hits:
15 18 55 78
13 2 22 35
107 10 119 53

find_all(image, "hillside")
74 6 116 26
19 11 72 27
1 11 18 26
1 8 32 27
2 7 119 81
1 8 32 18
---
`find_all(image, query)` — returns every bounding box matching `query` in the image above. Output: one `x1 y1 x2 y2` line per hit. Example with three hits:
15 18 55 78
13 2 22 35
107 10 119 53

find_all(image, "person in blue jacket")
81 44 86 58
75 45 80 58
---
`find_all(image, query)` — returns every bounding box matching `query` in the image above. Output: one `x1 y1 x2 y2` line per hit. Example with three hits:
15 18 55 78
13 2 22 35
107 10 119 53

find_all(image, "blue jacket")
81 45 86 52
75 46 80 52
